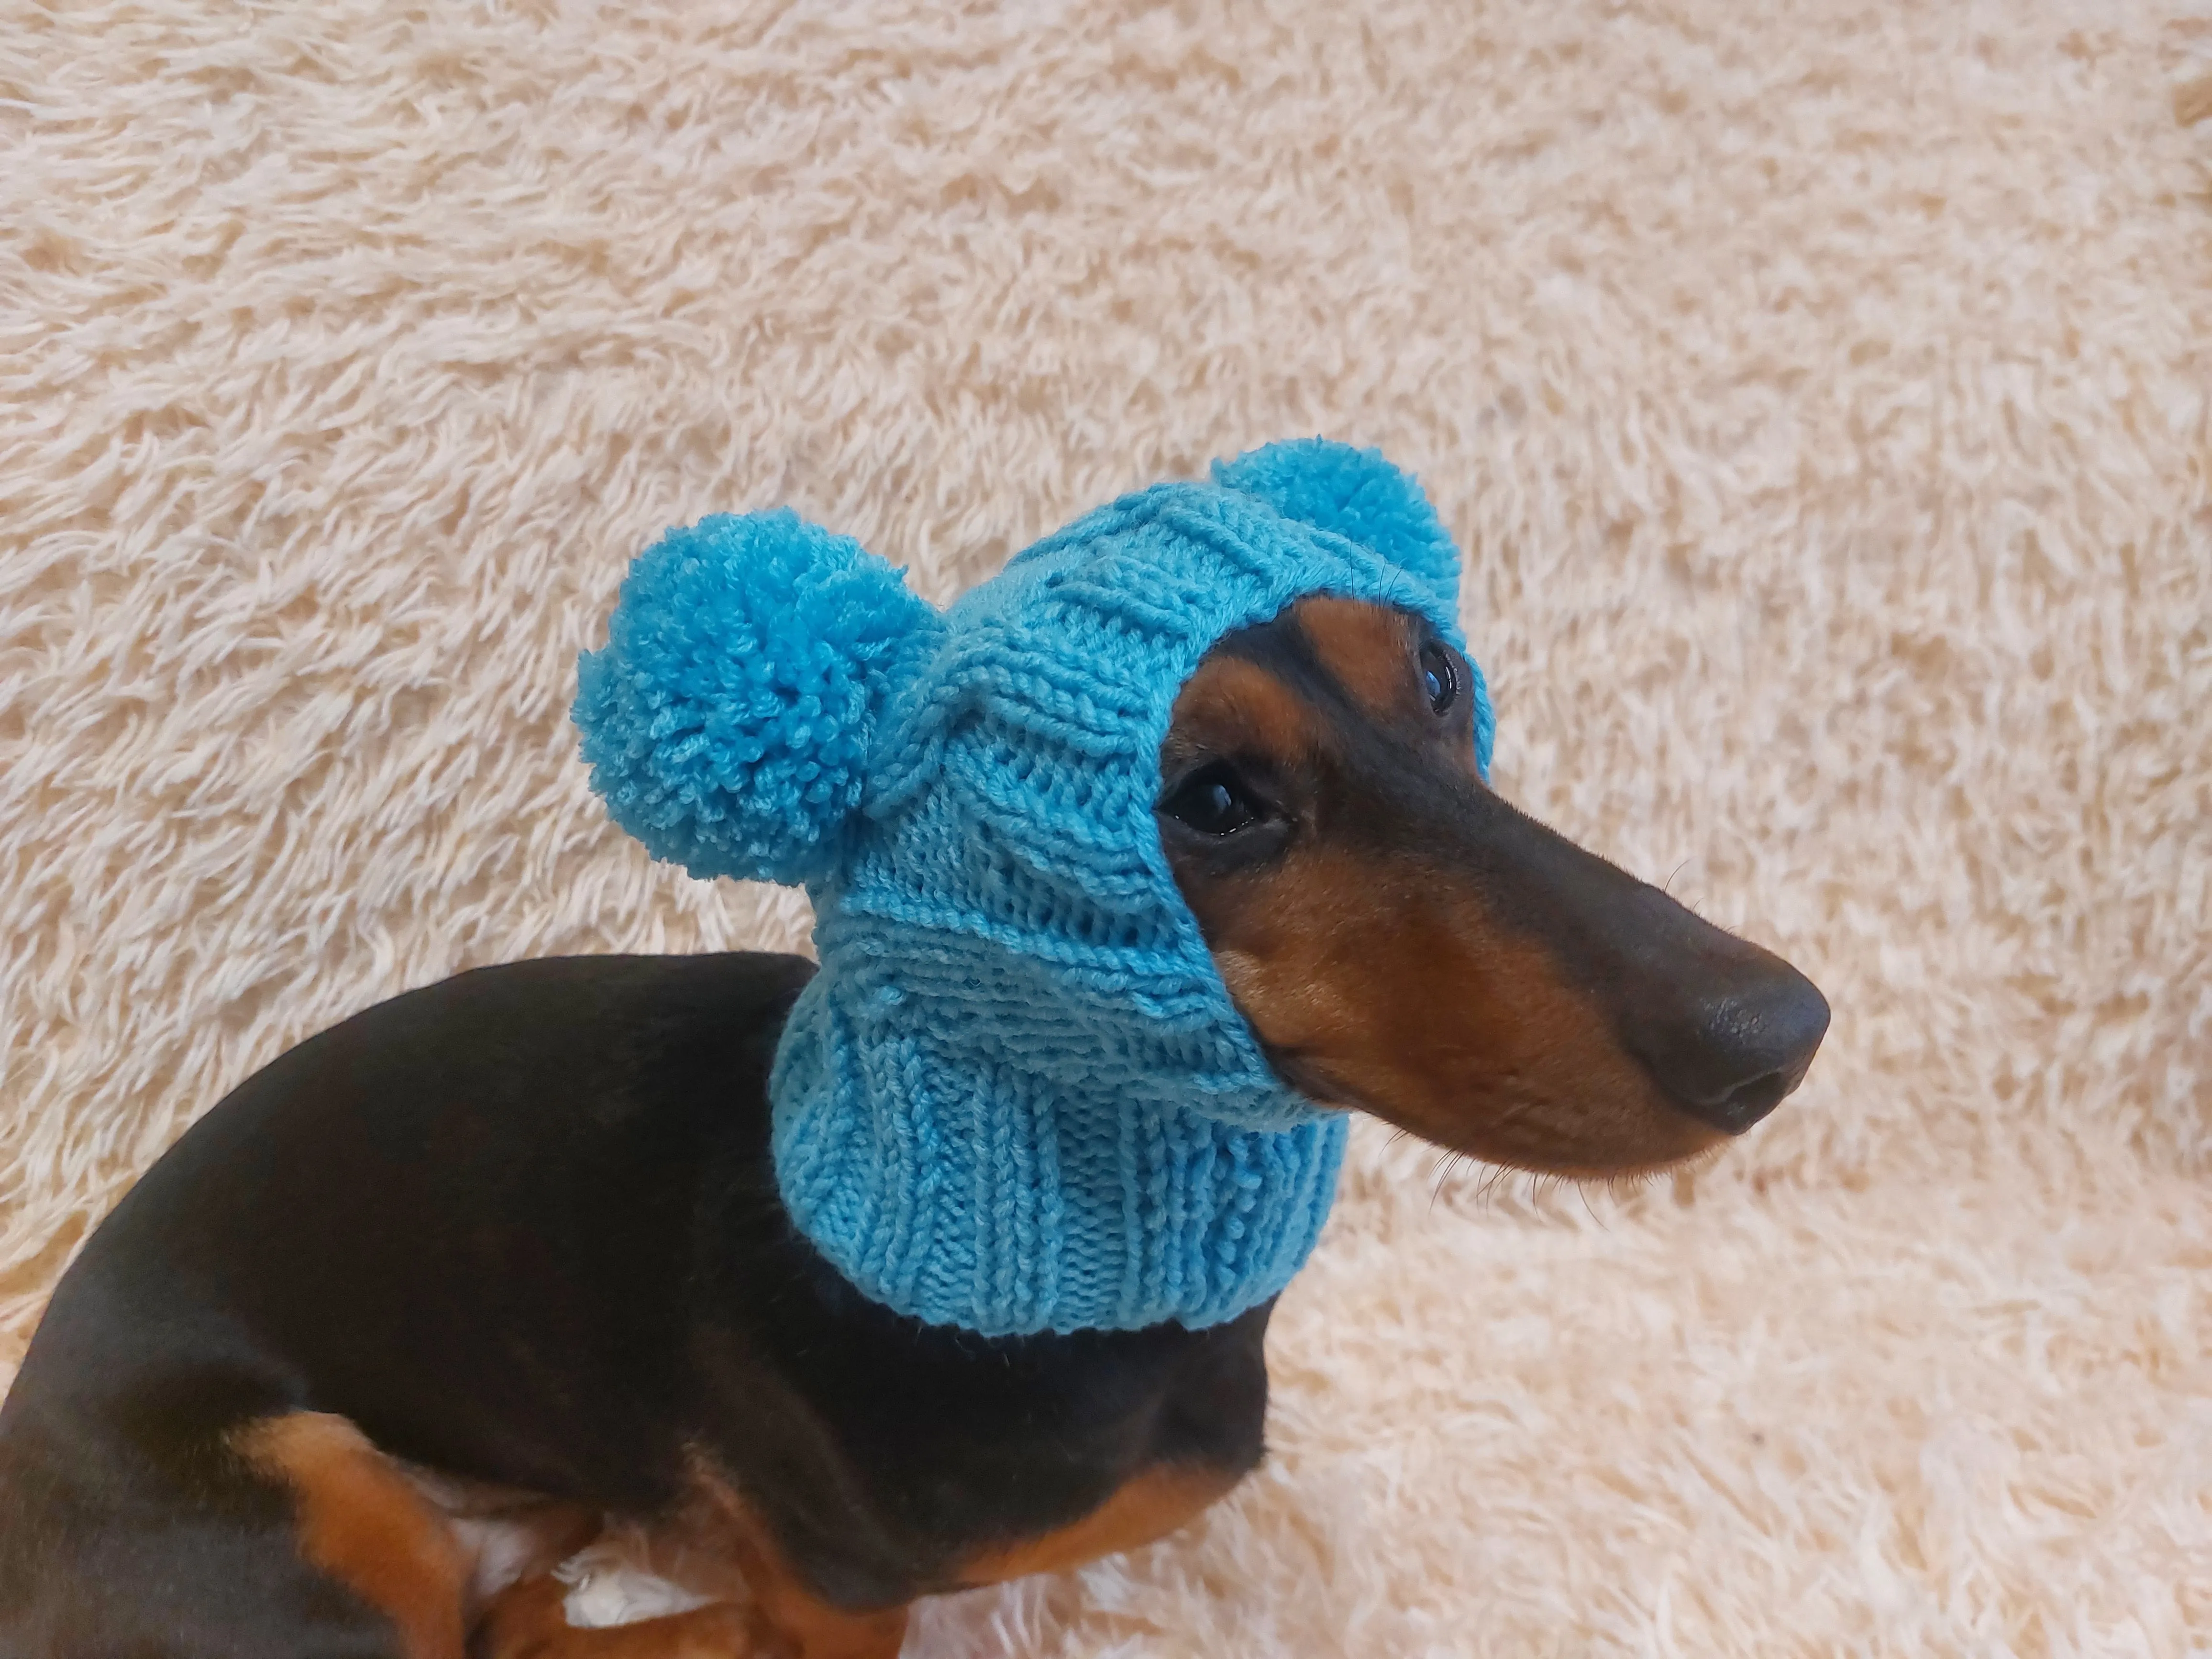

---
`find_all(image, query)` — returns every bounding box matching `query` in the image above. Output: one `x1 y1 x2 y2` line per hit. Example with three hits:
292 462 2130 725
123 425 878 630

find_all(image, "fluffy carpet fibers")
4 0 2211 1652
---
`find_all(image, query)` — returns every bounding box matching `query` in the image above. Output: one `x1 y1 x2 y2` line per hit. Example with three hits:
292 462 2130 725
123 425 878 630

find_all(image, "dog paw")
473 1572 752 1658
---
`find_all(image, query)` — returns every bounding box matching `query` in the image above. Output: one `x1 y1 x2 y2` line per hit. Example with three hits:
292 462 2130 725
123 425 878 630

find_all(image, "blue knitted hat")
575 441 1494 1336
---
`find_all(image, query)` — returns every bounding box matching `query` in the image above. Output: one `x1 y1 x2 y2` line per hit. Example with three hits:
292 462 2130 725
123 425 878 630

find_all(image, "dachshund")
0 595 1828 1658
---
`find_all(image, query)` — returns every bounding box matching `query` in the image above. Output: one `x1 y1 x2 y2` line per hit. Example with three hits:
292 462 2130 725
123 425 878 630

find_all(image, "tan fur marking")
705 1486 909 1659
1160 653 1320 774
957 1464 1239 1584
1293 594 1419 715
475 1576 754 1659
498 1464 911 1659
233 1412 470 1659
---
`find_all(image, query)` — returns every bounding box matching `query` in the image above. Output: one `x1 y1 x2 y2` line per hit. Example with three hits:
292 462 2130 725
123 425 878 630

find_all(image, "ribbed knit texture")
577 441 1494 1335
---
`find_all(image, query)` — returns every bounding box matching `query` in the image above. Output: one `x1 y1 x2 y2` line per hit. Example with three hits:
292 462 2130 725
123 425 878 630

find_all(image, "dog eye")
1161 762 1262 836
1419 641 1460 715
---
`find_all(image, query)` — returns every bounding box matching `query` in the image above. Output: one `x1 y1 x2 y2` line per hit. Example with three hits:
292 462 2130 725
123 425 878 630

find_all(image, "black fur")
0 954 1270 1657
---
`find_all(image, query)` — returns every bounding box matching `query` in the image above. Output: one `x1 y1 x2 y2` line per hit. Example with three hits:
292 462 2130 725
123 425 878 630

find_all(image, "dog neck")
766 903 1347 1338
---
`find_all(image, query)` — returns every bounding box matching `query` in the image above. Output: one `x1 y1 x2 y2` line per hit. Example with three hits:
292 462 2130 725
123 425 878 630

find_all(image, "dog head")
1160 595 1829 1178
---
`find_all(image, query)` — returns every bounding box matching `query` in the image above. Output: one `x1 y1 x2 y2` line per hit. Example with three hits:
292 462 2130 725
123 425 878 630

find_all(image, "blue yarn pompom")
1213 439 1460 613
1215 439 1495 777
574 510 941 888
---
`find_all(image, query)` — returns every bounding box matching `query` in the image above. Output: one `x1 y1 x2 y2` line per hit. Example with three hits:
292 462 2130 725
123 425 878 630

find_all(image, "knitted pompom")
1213 438 1460 612
574 510 942 888
1216 439 1495 778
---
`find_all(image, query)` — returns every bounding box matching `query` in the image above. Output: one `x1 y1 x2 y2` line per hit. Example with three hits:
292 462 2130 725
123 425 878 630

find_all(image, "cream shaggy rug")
4 0 2211 1652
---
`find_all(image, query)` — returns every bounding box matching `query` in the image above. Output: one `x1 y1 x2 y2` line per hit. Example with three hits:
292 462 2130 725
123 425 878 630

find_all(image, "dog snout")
1465 802 1831 1141
1625 957 1830 1135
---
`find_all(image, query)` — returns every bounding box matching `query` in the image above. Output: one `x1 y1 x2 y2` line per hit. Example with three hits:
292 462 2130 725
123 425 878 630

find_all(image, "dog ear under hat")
573 509 943 889
1211 439 1461 614
1214 438 1493 775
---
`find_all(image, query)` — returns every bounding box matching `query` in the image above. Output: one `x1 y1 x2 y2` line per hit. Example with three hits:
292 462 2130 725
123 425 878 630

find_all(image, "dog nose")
1638 963 1831 1135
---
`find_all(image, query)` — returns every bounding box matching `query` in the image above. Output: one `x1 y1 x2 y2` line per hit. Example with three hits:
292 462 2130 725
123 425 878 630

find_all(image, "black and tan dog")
0 595 1826 1658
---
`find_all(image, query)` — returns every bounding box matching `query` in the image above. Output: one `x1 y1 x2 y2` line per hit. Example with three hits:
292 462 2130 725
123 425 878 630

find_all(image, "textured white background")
2 0 2209 1651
